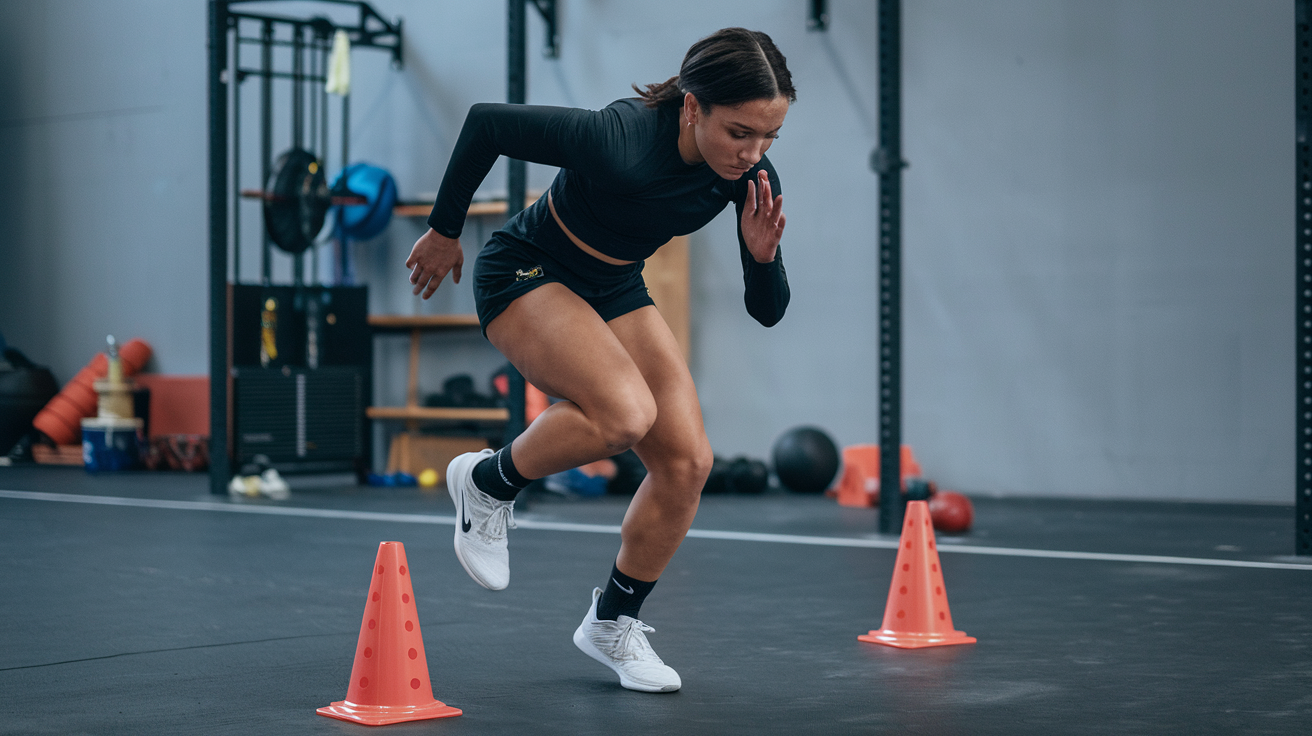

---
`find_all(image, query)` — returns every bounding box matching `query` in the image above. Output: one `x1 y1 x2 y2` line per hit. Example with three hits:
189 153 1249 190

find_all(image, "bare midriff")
547 191 636 266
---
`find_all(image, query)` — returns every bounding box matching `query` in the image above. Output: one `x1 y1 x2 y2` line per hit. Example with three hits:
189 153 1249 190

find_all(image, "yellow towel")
325 30 350 96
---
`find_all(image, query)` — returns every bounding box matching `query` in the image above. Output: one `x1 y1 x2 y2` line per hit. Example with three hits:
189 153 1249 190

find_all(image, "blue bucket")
81 417 143 472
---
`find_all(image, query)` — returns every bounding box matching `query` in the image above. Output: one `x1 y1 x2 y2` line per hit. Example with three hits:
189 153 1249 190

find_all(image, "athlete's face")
682 93 789 180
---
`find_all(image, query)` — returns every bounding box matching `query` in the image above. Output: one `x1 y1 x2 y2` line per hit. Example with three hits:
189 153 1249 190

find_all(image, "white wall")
0 0 208 379
0 0 1294 502
901 0 1292 500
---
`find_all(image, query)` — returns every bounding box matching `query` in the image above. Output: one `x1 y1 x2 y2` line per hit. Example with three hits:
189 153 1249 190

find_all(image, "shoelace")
478 500 517 541
603 618 662 663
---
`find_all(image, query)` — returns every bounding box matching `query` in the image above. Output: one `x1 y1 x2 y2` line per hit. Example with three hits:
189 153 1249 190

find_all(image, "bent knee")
648 439 714 492
595 399 657 452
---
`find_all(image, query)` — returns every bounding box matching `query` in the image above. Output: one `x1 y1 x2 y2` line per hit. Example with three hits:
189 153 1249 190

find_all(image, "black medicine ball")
0 348 58 454
725 457 770 494
701 456 730 494
771 426 840 494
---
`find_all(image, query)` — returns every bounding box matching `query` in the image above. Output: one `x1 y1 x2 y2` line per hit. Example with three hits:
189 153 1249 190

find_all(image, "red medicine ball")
928 490 973 533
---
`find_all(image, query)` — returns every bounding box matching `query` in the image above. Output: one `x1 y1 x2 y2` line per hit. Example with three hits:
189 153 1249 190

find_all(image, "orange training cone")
859 500 976 649
834 445 923 508
318 542 462 725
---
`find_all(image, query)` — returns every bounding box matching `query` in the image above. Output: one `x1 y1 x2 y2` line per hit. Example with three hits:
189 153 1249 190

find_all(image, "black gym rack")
207 1 403 494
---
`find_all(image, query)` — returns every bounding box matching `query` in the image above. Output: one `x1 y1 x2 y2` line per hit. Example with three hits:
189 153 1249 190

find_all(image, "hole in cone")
400 565 407 575
364 647 372 658
411 678 421 689
409 648 417 660
368 619 376 630
359 677 368 688
899 585 907 595
405 620 413 632
902 564 910 571
376 565 384 575
372 592 380 602
936 586 943 595
897 610 905 618
932 564 938 572
939 612 946 620
403 593 410 603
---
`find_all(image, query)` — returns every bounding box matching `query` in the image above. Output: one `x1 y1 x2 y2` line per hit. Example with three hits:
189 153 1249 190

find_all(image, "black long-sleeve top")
426 98 790 327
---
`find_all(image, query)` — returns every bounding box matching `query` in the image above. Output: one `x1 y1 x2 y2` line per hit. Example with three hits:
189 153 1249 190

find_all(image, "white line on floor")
3 488 1310 571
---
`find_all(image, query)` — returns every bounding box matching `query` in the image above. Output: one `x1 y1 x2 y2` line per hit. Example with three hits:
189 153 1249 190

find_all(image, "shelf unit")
371 196 539 433
366 314 510 426
367 313 513 478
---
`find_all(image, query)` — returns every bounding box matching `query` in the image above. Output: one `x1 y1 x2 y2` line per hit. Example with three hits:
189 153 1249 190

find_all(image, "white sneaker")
447 449 515 590
573 587 681 693
259 469 290 500
228 474 260 498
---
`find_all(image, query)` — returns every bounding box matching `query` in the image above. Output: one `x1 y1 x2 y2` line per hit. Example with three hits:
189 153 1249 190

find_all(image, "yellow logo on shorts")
515 266 544 282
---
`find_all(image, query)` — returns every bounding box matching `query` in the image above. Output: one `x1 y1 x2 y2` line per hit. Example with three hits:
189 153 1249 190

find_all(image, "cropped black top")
427 98 790 326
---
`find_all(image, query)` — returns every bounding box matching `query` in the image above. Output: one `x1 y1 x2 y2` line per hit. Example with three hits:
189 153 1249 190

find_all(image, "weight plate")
263 147 329 254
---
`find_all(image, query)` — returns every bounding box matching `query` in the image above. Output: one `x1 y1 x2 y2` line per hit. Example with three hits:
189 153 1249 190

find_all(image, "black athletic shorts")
472 214 655 335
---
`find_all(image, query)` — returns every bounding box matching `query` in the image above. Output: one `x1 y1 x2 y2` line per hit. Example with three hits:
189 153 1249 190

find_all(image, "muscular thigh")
606 306 708 457
486 282 651 417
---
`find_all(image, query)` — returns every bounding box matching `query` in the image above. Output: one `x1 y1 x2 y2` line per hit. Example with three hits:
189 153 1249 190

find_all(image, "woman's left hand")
741 170 786 263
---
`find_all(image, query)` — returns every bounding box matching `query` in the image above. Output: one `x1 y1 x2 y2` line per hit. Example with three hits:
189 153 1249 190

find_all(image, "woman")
406 27 795 693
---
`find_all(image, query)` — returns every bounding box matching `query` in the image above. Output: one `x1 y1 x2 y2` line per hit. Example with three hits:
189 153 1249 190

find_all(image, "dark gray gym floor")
1 466 1309 735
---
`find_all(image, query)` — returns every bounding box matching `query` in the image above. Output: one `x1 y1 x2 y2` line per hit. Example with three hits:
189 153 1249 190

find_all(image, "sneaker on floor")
447 449 514 590
573 587 681 693
259 468 290 500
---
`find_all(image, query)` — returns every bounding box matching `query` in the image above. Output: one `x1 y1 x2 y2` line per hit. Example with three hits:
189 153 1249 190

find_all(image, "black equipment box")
231 285 369 369
230 285 371 474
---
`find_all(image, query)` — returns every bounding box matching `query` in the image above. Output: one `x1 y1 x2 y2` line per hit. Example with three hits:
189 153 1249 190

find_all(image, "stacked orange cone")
834 444 922 508
859 500 976 648
318 542 462 725
32 338 152 445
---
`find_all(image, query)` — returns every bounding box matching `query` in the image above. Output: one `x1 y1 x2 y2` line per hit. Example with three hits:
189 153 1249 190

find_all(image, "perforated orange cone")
859 500 976 649
318 542 462 725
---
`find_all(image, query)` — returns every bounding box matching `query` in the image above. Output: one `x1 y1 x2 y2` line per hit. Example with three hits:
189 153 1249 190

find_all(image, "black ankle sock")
596 562 657 621
472 445 530 502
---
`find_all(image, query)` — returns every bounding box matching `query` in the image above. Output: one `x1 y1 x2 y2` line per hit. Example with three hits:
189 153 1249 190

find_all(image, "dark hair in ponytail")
634 27 796 111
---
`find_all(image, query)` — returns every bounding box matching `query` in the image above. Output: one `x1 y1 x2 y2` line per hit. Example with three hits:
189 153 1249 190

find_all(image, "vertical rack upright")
876 0 906 533
501 0 558 445
1297 0 1311 555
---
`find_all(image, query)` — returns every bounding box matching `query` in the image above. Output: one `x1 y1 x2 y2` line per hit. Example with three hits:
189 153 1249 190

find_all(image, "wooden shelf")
393 203 435 217
368 314 481 331
240 189 540 218
367 406 508 422
394 193 542 219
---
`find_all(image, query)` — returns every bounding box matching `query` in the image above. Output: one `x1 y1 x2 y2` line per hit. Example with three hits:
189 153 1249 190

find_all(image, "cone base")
317 699 462 726
859 629 977 649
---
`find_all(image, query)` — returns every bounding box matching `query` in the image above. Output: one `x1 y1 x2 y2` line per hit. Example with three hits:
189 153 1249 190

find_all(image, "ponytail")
632 75 684 108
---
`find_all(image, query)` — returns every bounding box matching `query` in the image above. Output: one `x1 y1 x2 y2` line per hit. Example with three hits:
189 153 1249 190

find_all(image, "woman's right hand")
405 228 464 300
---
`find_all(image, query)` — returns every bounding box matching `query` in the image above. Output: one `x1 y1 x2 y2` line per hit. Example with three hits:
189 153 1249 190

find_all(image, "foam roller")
32 338 152 445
